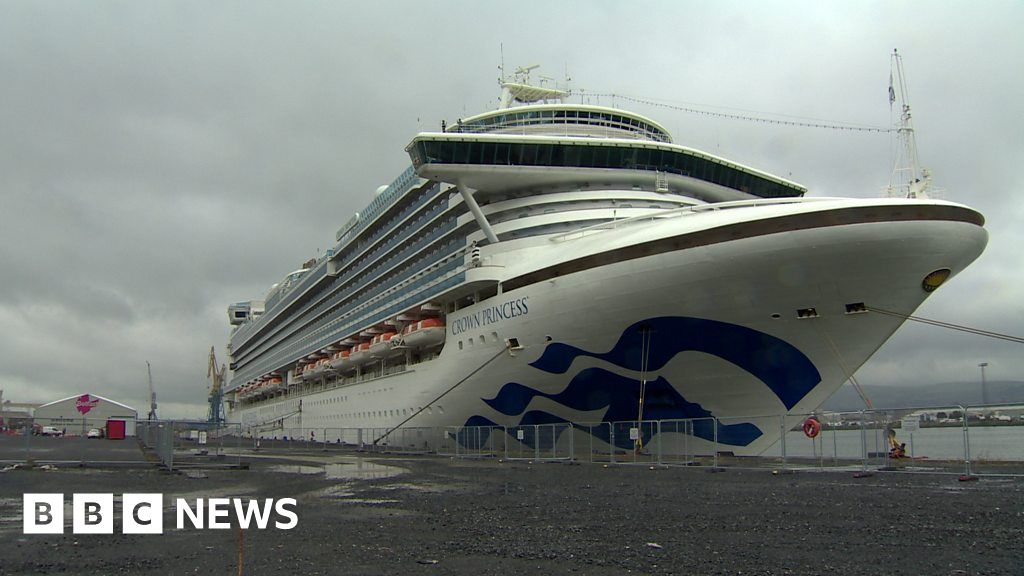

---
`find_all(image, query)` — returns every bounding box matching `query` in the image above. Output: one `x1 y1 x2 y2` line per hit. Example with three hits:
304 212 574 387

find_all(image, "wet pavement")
0 434 150 465
1 448 1022 575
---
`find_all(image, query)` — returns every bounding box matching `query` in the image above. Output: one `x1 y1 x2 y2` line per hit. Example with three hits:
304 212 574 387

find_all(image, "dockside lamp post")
978 362 989 409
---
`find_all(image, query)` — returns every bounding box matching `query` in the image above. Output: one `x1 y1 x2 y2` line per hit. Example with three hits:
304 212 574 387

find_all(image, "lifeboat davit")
329 348 352 371
369 332 400 359
401 318 446 349
348 342 372 366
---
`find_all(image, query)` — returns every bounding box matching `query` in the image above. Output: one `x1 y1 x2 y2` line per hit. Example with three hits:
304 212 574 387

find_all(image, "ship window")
536 144 552 165
458 341 463 350
607 147 623 166
636 147 650 166
578 146 593 166
563 145 581 165
508 143 523 165
480 334 486 343
521 144 538 164
495 142 510 165
453 140 471 163
480 142 495 163
549 145 565 165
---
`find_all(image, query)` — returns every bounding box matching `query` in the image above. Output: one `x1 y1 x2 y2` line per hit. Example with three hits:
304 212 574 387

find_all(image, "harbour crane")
207 346 226 424
146 361 158 420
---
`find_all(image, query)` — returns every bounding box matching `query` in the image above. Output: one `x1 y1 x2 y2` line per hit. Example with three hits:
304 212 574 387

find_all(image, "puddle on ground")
267 464 324 475
380 482 457 493
325 460 403 480
315 485 356 498
267 458 404 481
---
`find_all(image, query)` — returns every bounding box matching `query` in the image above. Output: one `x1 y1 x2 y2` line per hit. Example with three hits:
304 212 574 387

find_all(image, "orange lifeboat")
314 357 331 375
300 361 320 381
369 332 400 359
401 318 446 349
329 348 352 371
348 342 372 366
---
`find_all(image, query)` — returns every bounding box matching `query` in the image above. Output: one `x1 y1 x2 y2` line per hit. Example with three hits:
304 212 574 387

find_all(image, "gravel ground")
1 451 1022 575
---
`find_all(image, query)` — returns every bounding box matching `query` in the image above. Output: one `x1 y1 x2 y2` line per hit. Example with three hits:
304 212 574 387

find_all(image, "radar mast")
497 64 570 109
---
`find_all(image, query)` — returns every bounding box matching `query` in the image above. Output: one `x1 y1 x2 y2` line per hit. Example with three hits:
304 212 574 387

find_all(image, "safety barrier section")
501 424 574 461
136 421 244 471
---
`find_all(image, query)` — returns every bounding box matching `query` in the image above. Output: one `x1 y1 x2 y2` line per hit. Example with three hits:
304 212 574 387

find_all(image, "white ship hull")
229 197 986 455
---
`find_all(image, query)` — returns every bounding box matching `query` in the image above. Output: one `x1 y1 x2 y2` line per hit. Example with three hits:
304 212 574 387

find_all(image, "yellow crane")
207 346 226 424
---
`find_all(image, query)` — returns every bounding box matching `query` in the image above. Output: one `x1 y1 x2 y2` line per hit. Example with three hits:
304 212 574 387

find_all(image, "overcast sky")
2 1 1021 418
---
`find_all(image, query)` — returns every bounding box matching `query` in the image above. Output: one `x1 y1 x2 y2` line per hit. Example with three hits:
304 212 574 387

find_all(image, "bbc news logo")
23 494 298 534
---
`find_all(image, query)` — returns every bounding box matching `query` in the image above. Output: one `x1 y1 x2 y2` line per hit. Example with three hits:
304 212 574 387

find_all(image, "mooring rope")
867 306 1024 344
815 323 874 410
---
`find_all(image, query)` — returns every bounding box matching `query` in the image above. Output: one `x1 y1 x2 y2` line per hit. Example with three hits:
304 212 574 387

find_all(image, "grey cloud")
1 1 1021 415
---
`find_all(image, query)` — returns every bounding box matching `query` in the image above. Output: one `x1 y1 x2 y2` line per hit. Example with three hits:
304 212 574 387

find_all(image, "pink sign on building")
75 394 100 415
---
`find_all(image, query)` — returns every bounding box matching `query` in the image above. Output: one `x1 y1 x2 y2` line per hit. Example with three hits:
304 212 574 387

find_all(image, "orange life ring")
802 417 821 439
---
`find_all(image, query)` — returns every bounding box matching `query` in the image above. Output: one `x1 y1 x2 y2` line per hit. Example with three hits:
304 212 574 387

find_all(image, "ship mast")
887 49 931 199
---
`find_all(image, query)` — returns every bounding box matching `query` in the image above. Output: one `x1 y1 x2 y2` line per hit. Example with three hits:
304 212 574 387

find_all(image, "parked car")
87 428 104 439
39 426 63 437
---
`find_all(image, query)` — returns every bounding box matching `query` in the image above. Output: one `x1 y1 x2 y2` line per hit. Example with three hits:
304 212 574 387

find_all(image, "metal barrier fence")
237 403 1024 477
136 421 244 471
0 416 151 467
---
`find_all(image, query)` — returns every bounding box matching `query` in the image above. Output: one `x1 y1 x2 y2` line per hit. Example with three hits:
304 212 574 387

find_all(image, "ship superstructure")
225 68 986 454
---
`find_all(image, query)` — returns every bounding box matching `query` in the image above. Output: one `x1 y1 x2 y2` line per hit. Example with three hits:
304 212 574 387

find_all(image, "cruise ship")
225 68 987 455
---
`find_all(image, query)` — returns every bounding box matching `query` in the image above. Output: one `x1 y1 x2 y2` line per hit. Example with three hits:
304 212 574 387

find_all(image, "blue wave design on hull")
465 316 821 450
478 368 762 448
529 316 820 410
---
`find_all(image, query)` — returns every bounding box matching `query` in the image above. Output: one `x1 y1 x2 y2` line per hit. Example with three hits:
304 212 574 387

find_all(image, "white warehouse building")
33 393 138 437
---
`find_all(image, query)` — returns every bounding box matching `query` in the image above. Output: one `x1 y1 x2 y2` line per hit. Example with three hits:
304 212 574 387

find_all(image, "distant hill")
821 380 1024 412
